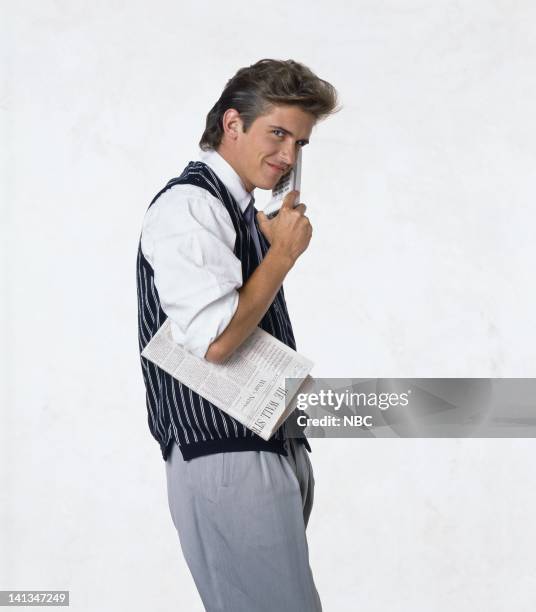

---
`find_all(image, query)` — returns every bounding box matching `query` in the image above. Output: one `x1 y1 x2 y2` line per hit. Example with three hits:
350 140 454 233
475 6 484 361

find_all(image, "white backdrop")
2 1 536 610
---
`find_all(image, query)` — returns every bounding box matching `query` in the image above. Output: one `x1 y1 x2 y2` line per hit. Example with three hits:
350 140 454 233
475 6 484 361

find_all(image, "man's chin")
254 179 280 191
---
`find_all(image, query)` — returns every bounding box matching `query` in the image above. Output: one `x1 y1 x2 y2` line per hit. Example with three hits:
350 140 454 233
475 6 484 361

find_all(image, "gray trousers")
165 438 322 612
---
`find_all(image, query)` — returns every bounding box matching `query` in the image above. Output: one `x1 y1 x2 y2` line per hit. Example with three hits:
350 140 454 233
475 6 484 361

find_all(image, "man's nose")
279 143 296 168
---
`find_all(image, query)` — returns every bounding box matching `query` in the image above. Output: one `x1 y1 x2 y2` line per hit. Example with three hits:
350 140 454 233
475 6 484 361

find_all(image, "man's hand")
256 190 312 265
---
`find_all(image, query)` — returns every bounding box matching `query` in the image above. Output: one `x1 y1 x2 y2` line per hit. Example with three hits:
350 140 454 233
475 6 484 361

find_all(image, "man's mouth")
266 162 287 173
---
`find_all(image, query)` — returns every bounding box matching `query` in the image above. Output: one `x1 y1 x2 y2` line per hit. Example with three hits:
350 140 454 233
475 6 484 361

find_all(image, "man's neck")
216 145 254 193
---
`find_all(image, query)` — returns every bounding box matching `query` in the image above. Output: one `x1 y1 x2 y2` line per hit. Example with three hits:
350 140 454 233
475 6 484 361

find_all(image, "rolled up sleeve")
141 184 242 359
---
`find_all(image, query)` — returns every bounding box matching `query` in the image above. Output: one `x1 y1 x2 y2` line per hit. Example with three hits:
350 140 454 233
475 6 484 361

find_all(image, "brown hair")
199 59 339 151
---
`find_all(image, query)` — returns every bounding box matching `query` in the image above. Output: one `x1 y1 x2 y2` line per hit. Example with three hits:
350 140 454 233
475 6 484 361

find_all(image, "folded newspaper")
141 319 314 441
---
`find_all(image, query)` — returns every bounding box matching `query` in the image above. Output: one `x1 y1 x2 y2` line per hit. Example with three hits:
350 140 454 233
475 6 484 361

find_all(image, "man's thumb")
282 190 300 209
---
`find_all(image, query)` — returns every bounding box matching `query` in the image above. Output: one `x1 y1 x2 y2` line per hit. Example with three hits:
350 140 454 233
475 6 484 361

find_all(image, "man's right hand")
257 190 313 265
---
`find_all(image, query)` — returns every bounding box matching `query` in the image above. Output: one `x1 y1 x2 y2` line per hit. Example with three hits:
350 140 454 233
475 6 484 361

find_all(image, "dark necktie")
243 197 263 262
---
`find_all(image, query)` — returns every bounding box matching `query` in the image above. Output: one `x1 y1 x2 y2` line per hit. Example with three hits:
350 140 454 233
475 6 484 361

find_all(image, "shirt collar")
198 149 253 213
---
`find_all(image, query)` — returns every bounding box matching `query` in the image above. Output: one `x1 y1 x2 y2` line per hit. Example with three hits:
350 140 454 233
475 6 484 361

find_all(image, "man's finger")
281 190 300 209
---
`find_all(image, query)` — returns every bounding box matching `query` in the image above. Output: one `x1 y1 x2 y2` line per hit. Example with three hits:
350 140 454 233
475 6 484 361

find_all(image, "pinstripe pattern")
137 162 301 461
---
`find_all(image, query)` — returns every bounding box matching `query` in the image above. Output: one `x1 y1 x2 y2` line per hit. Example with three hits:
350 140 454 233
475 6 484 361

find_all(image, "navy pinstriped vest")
137 161 310 461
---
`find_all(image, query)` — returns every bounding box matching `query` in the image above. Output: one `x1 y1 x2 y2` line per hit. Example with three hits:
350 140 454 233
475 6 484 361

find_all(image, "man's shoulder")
142 172 233 239
144 183 225 227
156 181 215 204
152 161 226 205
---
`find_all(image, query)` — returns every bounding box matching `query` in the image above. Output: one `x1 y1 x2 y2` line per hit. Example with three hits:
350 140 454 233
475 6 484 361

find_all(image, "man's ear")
221 108 244 141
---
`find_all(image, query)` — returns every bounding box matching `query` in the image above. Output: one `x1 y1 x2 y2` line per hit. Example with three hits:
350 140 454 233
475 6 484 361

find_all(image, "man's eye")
272 129 284 137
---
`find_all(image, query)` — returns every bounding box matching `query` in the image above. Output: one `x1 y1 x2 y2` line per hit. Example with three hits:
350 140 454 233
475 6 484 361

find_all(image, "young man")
137 59 338 611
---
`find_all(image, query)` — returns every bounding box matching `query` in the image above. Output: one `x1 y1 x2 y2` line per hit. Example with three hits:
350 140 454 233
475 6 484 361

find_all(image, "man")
137 59 338 611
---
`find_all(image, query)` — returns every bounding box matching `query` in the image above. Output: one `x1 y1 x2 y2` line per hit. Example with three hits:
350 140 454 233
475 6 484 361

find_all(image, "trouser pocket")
221 452 233 487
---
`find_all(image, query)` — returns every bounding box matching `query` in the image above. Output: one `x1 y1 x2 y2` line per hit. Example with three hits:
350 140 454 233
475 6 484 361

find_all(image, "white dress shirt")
141 150 255 359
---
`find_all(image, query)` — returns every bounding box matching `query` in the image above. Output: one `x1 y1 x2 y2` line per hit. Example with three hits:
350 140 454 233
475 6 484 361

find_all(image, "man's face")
232 104 316 192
